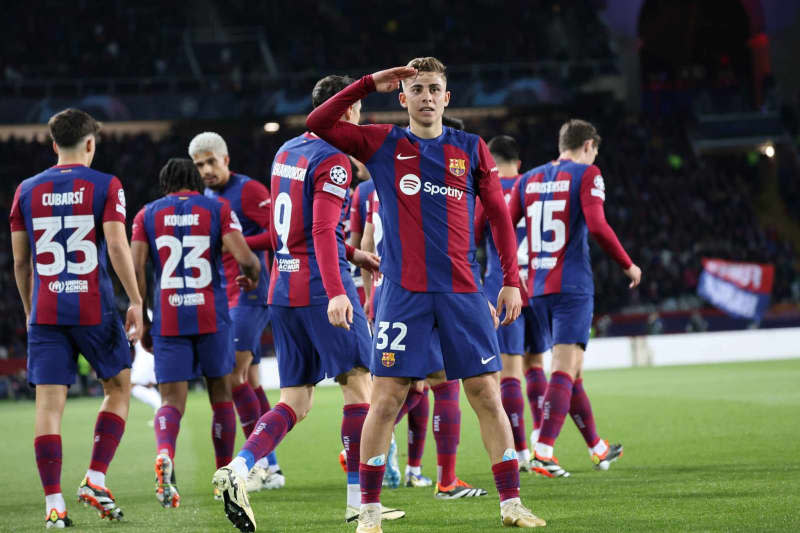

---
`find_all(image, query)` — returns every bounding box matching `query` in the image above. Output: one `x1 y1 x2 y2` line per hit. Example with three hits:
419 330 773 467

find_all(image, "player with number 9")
10 108 144 527
130 158 260 509
507 119 642 478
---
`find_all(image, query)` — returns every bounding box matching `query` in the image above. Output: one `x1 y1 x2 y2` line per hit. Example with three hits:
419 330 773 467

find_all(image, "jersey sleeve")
220 202 243 236
306 75 393 163
103 177 127 223
579 166 633 269
240 179 271 231
9 184 25 231
131 208 148 242
314 153 353 199
475 138 520 287
349 185 364 233
366 190 378 224
507 176 524 226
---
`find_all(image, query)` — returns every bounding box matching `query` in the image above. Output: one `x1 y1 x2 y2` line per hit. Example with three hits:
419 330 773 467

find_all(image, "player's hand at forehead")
370 66 418 93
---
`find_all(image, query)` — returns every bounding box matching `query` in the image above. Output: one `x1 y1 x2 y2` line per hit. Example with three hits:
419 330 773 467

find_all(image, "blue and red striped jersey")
268 132 354 307
131 192 241 336
511 160 605 296
9 164 127 325
204 173 271 309
482 175 528 301
348 179 375 290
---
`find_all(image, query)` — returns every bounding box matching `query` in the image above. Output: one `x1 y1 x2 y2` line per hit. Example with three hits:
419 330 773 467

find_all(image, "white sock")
347 483 360 508
86 469 105 488
405 464 421 476
132 385 162 411
591 440 608 456
501 496 521 509
360 502 381 514
519 448 532 463
229 456 248 479
534 442 553 459
254 457 270 469
268 463 281 473
45 493 66 514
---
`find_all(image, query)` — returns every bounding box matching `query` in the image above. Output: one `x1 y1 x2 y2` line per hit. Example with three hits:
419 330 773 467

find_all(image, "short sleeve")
103 177 127 223
9 184 25 231
314 153 352 200
240 179 271 230
131 208 148 242
579 165 605 210
220 202 243 236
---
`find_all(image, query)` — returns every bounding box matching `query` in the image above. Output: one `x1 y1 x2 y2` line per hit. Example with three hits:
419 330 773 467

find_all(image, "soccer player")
507 119 642 478
131 158 260 508
348 162 375 311
10 108 143 528
190 132 284 492
212 75 403 532
475 135 535 470
131 338 162 414
307 58 545 530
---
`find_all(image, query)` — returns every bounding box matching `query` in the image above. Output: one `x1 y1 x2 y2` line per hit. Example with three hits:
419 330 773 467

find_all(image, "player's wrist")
363 74 376 93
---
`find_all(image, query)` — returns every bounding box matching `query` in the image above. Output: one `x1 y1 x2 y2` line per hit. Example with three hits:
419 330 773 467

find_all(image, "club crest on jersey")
381 352 396 367
448 158 466 177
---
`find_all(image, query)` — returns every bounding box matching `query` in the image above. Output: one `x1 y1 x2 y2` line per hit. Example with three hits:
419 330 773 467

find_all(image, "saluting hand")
328 294 353 330
371 66 418 93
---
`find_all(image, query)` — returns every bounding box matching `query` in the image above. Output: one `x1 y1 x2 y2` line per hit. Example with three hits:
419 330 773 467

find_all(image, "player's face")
399 72 450 127
192 151 231 189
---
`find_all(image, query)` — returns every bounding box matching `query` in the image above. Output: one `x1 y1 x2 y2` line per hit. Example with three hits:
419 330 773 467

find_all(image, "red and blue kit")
508 159 632 351
10 164 130 384
348 179 376 303
205 173 271 360
267 132 371 386
132 192 241 382
307 75 521 380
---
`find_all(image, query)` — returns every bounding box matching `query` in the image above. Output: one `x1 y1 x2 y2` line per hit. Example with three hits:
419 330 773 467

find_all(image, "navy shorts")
497 312 525 355
152 326 234 383
373 277 501 380
231 304 270 364
526 293 594 353
270 286 371 388
27 312 131 386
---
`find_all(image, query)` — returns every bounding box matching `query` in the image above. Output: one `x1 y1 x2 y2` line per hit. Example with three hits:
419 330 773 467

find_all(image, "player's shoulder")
440 126 480 149
559 159 599 178
520 162 550 181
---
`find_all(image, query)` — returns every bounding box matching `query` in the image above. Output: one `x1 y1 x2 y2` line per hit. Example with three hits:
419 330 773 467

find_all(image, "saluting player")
10 108 143 528
190 132 284 492
307 58 545 531
131 158 260 508
212 75 403 533
507 119 641 478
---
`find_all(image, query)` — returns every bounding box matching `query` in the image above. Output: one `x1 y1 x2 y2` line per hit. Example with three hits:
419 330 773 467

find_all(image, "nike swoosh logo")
396 154 417 160
481 356 496 364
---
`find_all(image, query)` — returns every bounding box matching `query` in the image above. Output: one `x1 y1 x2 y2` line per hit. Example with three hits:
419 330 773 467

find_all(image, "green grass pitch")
2 359 799 532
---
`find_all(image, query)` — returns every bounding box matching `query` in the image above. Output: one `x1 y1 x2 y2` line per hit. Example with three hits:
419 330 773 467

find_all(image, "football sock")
525 366 547 432
211 401 236 468
154 405 182 459
500 377 528 453
432 380 460 487
239 402 296 471
569 378 602 448
132 384 162 411
394 385 424 424
591 439 609 457
232 383 261 438
360 463 385 504
492 458 521 504
88 411 125 484
35 434 62 499
253 385 271 415
406 464 422 476
407 386 429 468
342 403 369 507
45 493 66 515
535 371 574 456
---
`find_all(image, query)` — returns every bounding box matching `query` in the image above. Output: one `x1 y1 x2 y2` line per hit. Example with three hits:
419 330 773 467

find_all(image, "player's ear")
398 91 408 109
52 141 60 156
516 160 521 172
224 154 230 167
443 90 450 108
85 135 94 154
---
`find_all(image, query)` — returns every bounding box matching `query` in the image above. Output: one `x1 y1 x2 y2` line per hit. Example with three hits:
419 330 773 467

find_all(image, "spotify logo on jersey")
399 174 421 195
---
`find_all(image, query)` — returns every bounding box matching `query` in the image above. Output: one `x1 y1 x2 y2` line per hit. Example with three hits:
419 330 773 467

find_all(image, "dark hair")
442 115 465 130
312 75 355 108
558 119 601 153
159 158 204 195
488 135 520 163
48 108 100 149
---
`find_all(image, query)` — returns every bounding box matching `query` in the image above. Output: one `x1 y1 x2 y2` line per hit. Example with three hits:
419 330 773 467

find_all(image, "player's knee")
464 375 501 408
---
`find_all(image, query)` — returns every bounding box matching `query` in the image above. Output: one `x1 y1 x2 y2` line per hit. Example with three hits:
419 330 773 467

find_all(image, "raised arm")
579 166 641 288
306 68 416 161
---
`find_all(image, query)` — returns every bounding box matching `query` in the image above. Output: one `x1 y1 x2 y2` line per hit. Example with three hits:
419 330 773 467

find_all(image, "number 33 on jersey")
132 191 242 336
